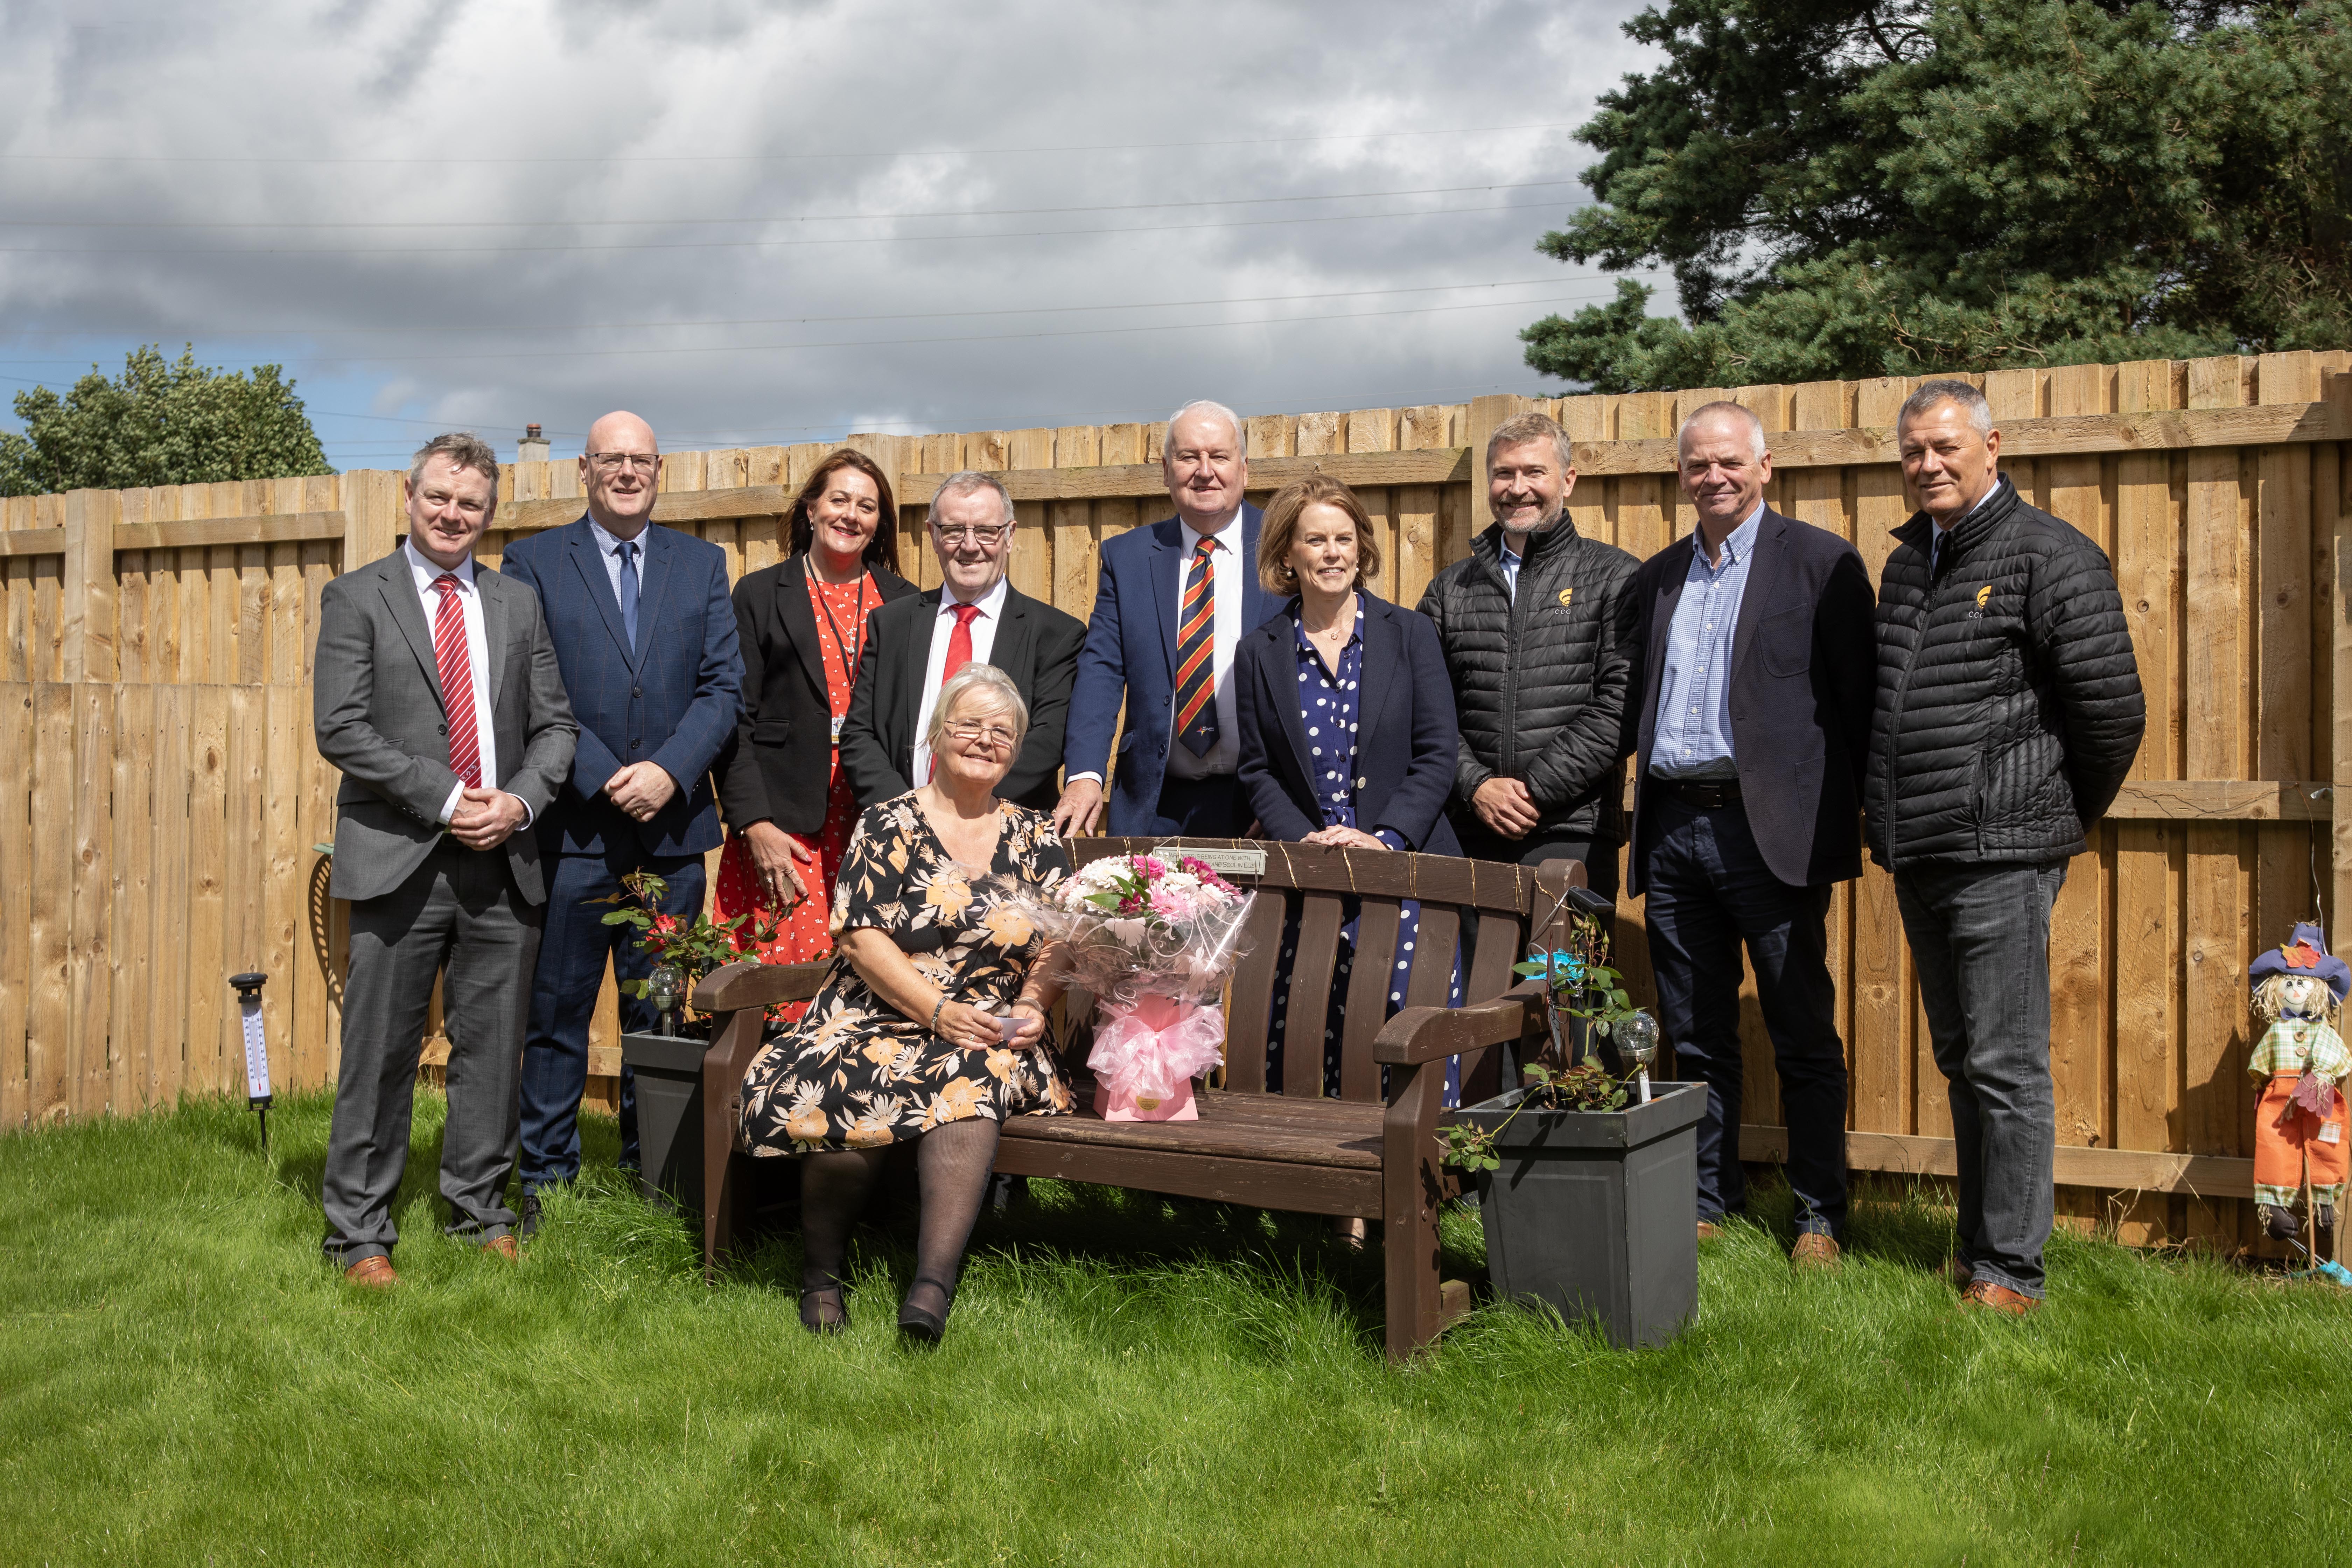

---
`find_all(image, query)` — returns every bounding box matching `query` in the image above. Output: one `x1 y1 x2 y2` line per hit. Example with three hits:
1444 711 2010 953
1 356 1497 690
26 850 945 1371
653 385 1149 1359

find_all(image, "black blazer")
1620 506 1876 895
714 555 919 835
1235 593 1463 855
839 582 1086 813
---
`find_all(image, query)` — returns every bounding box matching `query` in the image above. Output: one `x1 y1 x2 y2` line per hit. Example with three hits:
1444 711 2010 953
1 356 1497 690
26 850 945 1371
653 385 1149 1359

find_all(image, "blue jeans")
1642 795 1847 1237
1894 860 2066 1299
518 849 707 1192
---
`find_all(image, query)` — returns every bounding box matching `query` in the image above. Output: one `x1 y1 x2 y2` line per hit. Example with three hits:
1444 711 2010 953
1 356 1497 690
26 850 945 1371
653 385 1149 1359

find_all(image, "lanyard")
806 556 870 739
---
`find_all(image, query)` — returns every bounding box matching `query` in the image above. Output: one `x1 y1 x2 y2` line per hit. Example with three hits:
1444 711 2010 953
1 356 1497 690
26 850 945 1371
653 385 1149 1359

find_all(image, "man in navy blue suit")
1054 400 1283 839
498 411 743 1234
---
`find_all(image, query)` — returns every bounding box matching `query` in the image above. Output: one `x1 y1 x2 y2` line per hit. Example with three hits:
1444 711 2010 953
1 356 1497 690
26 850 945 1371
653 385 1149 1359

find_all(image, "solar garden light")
1616 1008 1660 1105
648 963 683 1038
229 972 273 1152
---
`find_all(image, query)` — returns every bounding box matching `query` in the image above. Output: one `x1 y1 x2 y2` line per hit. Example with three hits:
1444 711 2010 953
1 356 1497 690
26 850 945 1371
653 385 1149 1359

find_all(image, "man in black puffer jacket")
1418 410 1639 896
1869 378 2144 1317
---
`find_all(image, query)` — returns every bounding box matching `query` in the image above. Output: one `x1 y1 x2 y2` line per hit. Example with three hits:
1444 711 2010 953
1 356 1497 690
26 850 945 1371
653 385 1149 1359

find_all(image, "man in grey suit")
313 432 578 1287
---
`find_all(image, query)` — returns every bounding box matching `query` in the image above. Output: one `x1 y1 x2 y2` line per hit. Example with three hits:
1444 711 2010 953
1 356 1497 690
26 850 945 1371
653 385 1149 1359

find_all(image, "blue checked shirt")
1650 503 1763 781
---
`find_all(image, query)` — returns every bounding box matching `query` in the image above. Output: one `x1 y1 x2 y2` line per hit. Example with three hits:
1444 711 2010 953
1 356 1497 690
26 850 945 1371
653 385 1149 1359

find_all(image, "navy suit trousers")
1640 794 1848 1237
519 847 706 1190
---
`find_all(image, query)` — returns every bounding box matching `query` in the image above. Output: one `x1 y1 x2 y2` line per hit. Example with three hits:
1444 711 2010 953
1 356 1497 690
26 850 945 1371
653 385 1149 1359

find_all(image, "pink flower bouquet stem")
1088 993 1223 1121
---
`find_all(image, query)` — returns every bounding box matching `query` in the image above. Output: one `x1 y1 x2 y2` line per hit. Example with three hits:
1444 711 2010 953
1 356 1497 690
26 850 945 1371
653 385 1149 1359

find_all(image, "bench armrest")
693 958 828 1014
1372 979 1544 1066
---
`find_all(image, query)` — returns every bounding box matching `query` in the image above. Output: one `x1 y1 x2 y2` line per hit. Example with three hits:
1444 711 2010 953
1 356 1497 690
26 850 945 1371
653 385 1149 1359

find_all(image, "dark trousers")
1895 860 2066 1299
1149 774 1255 838
324 841 539 1264
1641 794 1847 1238
1455 819 1621 901
518 847 707 1191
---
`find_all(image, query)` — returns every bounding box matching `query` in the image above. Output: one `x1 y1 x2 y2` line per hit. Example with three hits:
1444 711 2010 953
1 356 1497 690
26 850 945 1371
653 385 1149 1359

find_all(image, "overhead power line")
0 275 1586 338
0 197 1568 257
0 121 1580 167
3 179 1577 230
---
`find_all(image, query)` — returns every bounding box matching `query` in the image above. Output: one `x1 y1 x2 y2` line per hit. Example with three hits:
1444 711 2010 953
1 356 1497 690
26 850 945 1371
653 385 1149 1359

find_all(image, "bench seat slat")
993 1139 1385 1217
1001 1089 1384 1167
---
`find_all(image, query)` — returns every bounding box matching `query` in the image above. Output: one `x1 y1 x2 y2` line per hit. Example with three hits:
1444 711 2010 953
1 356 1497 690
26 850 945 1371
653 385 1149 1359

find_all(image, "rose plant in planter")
1444 889 1703 1350
596 870 785 1211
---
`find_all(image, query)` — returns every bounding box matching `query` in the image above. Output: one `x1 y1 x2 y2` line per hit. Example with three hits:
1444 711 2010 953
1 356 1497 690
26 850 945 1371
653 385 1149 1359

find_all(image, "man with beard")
1416 411 1639 896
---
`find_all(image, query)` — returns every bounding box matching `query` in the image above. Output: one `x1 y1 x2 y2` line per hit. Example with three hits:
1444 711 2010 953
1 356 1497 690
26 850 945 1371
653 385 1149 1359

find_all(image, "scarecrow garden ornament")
2247 922 2351 1243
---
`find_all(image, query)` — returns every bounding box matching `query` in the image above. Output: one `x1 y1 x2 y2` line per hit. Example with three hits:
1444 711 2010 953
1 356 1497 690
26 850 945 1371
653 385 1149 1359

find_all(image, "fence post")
59 488 118 684
341 468 403 576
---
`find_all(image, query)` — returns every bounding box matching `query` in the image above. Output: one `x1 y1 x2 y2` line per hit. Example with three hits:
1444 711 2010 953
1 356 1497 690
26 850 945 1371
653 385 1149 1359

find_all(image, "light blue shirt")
1498 538 1523 600
587 516 646 616
1650 502 1764 781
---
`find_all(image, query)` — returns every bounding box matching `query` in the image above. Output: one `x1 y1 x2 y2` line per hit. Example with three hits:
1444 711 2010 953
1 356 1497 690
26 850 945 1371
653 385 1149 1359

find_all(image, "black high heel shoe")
799 1282 850 1336
896 1276 957 1344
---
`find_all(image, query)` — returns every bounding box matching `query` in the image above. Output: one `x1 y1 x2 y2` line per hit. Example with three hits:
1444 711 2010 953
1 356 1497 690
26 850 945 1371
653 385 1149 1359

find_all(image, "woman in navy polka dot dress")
1234 475 1468 1102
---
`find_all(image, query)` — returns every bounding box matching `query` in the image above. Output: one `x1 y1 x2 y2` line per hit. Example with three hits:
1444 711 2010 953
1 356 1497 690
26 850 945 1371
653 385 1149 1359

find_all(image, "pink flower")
1138 856 1166 881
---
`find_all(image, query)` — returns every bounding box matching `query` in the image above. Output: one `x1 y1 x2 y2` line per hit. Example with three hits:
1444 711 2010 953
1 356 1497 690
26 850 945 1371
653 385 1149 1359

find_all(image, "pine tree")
1522 0 2352 391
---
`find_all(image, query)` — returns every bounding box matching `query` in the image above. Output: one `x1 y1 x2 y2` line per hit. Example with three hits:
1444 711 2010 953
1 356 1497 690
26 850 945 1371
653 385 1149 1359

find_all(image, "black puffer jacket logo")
1865 480 2146 869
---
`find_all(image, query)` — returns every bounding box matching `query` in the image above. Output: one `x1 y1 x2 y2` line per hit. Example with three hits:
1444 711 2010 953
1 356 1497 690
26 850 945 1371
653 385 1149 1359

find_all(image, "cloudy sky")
0 0 1662 470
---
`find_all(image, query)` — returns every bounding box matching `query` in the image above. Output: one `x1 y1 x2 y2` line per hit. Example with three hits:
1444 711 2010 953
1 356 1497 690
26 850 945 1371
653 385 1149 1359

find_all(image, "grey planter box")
620 1031 708 1213
1455 1079 1706 1350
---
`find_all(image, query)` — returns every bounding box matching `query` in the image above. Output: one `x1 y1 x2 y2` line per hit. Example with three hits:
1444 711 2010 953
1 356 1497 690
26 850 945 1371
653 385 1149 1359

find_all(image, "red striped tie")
1173 537 1219 756
430 575 483 789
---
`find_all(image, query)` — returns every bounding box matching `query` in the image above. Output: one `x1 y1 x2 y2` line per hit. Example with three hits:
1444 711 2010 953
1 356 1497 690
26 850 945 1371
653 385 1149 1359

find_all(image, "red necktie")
942 601 982 685
431 575 483 789
1174 538 1219 756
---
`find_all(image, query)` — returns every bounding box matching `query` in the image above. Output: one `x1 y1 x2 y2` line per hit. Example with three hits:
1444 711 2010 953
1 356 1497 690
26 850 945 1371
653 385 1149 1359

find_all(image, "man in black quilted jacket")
1417 411 1639 896
1868 378 2145 1317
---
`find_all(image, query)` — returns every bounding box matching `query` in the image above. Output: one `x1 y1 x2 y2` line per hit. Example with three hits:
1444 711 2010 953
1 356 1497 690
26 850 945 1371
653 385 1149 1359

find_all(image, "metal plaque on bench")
1152 844 1266 880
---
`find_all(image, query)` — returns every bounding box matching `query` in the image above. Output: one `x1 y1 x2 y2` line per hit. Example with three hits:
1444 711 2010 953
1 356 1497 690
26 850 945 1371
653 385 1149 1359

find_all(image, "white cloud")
0 0 1660 467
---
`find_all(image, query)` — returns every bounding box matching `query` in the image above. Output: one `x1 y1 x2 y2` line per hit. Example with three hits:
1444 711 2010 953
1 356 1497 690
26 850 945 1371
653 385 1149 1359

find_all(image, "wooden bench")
691 840 1589 1359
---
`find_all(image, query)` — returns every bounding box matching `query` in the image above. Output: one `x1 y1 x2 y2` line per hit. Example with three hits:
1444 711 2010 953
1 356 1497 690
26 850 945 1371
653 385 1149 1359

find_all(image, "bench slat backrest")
1072 839 1580 1106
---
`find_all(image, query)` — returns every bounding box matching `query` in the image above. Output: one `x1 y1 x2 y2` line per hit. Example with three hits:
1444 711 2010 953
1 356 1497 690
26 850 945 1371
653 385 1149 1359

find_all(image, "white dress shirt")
912 574 1010 785
402 540 503 825
586 515 648 621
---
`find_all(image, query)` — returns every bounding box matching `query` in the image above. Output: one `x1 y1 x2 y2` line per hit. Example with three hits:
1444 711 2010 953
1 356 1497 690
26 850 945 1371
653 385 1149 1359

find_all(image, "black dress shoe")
897 1276 956 1344
517 1191 544 1241
799 1282 849 1336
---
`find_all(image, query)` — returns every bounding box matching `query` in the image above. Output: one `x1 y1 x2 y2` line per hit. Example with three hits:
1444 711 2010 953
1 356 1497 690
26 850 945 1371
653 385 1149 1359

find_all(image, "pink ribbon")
1087 995 1225 1102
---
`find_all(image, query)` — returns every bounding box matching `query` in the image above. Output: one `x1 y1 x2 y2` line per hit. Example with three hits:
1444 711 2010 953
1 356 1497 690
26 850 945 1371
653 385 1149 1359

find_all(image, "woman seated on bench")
736 663 1074 1342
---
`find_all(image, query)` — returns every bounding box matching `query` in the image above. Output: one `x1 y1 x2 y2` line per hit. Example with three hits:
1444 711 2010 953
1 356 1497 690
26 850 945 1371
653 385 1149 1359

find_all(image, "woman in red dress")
714 450 919 1012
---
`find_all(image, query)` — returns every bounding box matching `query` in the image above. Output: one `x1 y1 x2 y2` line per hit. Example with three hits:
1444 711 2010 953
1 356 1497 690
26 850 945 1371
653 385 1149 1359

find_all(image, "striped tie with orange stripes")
1172 536 1219 757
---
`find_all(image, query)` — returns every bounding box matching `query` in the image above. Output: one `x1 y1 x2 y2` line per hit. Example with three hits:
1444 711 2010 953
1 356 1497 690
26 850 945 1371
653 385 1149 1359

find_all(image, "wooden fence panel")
5 360 2352 1253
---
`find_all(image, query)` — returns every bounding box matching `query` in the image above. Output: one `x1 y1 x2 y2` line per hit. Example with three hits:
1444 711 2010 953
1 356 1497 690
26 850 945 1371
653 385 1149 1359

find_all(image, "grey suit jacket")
314 548 580 905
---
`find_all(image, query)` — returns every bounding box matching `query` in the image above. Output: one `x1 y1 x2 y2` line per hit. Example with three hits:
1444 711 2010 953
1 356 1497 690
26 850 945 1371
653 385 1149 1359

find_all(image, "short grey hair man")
1165 399 1247 458
1898 378 1994 437
1676 401 1768 462
929 469 1016 527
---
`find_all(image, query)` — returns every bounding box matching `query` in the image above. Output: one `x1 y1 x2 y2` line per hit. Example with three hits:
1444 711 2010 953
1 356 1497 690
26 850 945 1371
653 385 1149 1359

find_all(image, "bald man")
498 412 743 1227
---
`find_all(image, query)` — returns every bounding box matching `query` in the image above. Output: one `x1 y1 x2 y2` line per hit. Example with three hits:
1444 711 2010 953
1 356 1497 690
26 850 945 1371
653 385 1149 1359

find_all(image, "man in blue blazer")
1619 401 1875 1267
1054 400 1284 839
497 411 743 1230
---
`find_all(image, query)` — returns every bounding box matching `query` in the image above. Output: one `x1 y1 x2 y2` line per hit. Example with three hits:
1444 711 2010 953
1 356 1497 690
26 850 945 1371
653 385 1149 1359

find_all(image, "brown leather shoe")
1942 1258 1974 1290
481 1233 519 1262
343 1255 398 1290
1790 1233 1841 1270
1696 1220 1724 1242
1958 1279 2039 1317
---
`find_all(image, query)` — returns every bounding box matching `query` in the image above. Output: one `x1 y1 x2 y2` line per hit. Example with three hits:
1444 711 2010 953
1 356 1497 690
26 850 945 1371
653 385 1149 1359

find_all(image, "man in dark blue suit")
497 411 743 1232
1619 401 1876 1267
1054 400 1283 839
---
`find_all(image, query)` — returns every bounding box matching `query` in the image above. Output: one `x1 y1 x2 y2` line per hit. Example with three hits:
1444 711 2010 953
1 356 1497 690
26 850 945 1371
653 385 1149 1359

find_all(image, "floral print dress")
737 793 1076 1154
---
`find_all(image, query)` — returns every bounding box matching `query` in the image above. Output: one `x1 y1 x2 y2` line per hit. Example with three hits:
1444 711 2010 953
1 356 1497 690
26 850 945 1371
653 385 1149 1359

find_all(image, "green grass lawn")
3 1090 2347 1566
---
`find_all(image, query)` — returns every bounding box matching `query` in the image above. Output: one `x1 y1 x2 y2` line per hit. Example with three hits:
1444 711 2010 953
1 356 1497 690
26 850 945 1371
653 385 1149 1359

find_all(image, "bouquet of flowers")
1029 853 1256 1121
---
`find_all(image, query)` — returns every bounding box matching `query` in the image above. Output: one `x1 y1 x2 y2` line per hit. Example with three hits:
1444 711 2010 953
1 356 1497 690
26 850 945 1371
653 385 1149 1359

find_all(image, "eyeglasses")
932 524 1010 548
588 452 661 474
944 721 1018 749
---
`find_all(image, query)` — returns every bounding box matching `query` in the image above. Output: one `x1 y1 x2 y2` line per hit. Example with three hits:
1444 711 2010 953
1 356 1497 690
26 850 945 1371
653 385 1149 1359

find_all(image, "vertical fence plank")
0 685 29 1128
28 684 72 1125
70 685 112 1117
1396 406 1447 610
264 684 304 1094
185 687 230 1096
149 685 192 1110
111 683 154 1115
